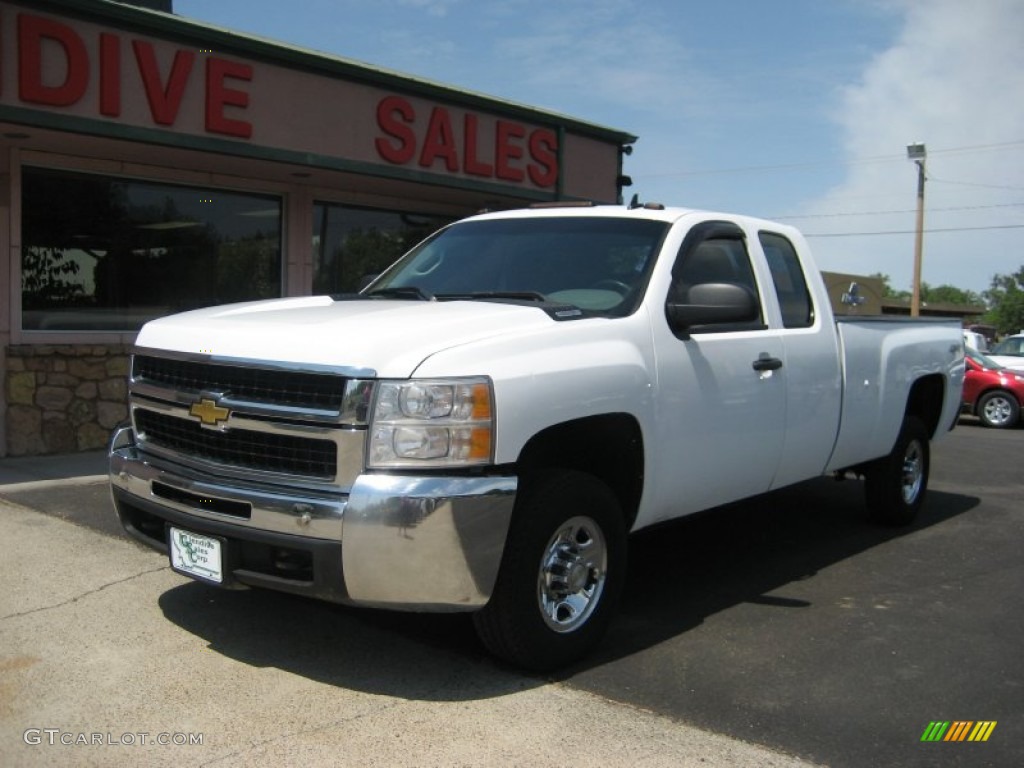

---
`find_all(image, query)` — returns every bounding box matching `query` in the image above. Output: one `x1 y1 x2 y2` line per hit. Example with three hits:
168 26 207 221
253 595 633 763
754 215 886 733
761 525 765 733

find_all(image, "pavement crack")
0 564 170 621
196 700 406 767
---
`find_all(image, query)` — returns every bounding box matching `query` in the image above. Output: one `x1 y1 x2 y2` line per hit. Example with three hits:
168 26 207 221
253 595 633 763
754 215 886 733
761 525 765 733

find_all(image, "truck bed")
827 316 963 472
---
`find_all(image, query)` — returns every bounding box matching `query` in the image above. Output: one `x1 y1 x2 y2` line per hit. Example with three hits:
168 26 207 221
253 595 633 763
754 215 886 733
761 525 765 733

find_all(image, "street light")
907 142 927 317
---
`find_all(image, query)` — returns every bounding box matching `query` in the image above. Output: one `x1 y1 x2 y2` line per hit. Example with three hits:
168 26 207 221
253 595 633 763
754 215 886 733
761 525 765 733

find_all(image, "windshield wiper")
365 286 435 301
435 291 548 302
435 291 586 320
364 288 584 320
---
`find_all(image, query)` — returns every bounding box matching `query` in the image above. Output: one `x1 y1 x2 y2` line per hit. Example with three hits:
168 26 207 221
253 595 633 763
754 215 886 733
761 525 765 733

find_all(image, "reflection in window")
312 203 450 295
372 217 666 316
21 168 281 331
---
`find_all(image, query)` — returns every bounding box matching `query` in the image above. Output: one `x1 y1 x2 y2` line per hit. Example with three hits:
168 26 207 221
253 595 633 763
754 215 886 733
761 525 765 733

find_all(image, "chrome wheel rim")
900 439 925 505
982 396 1012 426
537 516 607 633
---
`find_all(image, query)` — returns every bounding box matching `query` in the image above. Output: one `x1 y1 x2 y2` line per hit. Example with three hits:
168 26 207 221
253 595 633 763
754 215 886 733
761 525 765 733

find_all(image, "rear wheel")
473 469 626 671
977 390 1019 428
864 415 930 526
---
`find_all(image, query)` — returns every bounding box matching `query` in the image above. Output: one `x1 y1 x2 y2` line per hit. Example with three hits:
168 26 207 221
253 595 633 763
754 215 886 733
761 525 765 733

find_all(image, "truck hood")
135 296 558 377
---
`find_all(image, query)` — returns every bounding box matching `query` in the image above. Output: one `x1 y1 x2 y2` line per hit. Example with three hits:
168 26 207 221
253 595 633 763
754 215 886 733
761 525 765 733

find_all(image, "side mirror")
666 282 758 336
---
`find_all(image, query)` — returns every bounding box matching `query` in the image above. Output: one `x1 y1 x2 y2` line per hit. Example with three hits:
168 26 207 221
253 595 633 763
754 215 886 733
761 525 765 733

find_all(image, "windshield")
990 336 1024 356
365 216 670 317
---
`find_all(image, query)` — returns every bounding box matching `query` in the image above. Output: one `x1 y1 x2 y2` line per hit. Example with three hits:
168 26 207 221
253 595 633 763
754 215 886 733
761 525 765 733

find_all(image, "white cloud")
495 15 705 115
803 0 1024 294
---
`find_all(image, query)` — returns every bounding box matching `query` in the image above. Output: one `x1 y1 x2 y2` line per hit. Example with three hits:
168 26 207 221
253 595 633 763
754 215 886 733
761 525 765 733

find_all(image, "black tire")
976 390 1020 428
864 415 930 526
473 469 626 672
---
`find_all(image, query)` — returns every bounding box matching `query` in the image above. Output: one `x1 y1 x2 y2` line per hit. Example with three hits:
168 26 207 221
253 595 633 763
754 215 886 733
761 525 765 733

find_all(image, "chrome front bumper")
109 426 517 610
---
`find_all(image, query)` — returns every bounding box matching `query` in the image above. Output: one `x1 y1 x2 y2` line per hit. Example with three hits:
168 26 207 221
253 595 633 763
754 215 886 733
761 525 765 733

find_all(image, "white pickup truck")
109 202 965 670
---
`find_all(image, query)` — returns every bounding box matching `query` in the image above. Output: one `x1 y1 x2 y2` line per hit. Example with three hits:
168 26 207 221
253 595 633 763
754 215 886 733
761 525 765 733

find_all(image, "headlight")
367 377 494 468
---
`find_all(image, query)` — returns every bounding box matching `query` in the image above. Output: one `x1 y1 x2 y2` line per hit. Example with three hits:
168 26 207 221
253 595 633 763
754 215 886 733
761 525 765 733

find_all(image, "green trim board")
0 105 590 203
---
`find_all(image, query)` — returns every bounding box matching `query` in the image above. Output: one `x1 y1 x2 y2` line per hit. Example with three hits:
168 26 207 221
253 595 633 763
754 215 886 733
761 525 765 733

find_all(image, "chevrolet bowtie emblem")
189 398 230 427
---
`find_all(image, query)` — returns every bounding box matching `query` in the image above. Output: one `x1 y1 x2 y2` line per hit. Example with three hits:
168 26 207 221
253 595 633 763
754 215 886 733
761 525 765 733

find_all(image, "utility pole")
907 142 927 317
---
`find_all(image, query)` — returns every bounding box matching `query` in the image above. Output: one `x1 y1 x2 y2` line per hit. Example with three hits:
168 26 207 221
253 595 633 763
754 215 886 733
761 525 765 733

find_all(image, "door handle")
752 354 783 372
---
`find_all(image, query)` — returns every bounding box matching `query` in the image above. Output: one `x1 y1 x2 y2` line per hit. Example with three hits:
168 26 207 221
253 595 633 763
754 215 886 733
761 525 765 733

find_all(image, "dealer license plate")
169 527 223 584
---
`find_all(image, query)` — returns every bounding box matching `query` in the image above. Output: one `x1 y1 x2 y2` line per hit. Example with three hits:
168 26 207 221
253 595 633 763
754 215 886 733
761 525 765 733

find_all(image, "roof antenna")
627 193 640 209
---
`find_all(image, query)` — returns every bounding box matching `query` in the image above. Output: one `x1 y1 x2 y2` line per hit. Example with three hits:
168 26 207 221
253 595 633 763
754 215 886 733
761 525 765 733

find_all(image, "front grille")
134 409 337 479
133 355 345 411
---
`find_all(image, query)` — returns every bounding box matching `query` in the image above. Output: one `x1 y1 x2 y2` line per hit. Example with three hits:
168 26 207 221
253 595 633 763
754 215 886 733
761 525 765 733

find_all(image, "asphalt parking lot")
0 418 1020 767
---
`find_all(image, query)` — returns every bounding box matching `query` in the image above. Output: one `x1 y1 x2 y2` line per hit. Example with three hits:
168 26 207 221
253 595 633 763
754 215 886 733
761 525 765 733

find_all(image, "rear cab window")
759 231 814 329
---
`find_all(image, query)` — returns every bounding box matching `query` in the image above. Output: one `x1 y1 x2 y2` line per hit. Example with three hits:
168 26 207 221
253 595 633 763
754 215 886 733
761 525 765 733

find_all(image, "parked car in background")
986 333 1024 371
962 330 988 352
963 349 1024 428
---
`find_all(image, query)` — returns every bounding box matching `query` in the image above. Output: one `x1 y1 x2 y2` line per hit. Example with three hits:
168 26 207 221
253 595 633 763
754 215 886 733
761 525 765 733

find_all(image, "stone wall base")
5 344 131 456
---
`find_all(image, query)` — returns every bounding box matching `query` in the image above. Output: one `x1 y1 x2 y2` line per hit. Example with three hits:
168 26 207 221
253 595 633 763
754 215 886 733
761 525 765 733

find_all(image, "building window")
312 203 451 295
21 167 282 331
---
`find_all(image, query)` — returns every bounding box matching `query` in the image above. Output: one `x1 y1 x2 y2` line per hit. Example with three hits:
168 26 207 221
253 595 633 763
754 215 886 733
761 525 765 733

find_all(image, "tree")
918 282 983 307
21 246 84 308
868 274 983 307
983 265 1024 335
869 272 910 301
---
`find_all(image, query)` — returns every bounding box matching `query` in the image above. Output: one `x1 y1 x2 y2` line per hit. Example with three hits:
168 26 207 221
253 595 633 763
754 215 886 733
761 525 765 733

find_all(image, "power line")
635 140 1024 180
930 176 1024 193
775 201 1024 220
639 154 885 179
928 141 1024 157
804 223 1024 237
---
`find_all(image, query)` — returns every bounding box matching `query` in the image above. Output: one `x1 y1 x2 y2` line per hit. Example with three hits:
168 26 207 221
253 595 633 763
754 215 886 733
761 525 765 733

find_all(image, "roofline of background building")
881 298 987 316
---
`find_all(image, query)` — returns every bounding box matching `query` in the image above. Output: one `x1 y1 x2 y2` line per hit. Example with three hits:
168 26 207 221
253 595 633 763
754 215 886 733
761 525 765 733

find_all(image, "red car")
963 349 1024 428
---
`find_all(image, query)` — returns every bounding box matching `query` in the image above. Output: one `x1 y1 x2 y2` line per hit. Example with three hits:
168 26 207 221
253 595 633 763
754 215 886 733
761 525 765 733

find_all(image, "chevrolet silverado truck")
109 202 965 670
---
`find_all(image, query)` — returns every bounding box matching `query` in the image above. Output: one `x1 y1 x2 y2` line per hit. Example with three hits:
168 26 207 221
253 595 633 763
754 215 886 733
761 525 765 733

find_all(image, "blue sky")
173 0 1024 297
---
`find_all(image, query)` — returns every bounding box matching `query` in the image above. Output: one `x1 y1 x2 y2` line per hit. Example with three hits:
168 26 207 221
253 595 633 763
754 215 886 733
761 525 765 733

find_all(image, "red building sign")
14 12 253 138
0 3 627 200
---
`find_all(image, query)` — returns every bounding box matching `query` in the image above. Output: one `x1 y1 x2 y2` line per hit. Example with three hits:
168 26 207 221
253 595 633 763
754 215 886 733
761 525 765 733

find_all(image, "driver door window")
668 224 764 333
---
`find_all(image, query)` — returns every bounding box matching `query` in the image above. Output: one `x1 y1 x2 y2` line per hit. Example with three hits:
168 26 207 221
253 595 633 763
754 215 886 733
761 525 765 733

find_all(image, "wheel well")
515 414 644 529
905 374 946 438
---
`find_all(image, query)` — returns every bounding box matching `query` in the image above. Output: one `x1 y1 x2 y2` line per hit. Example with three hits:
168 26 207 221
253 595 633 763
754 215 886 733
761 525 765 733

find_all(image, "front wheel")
864 415 930 526
473 470 626 671
977 390 1020 428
